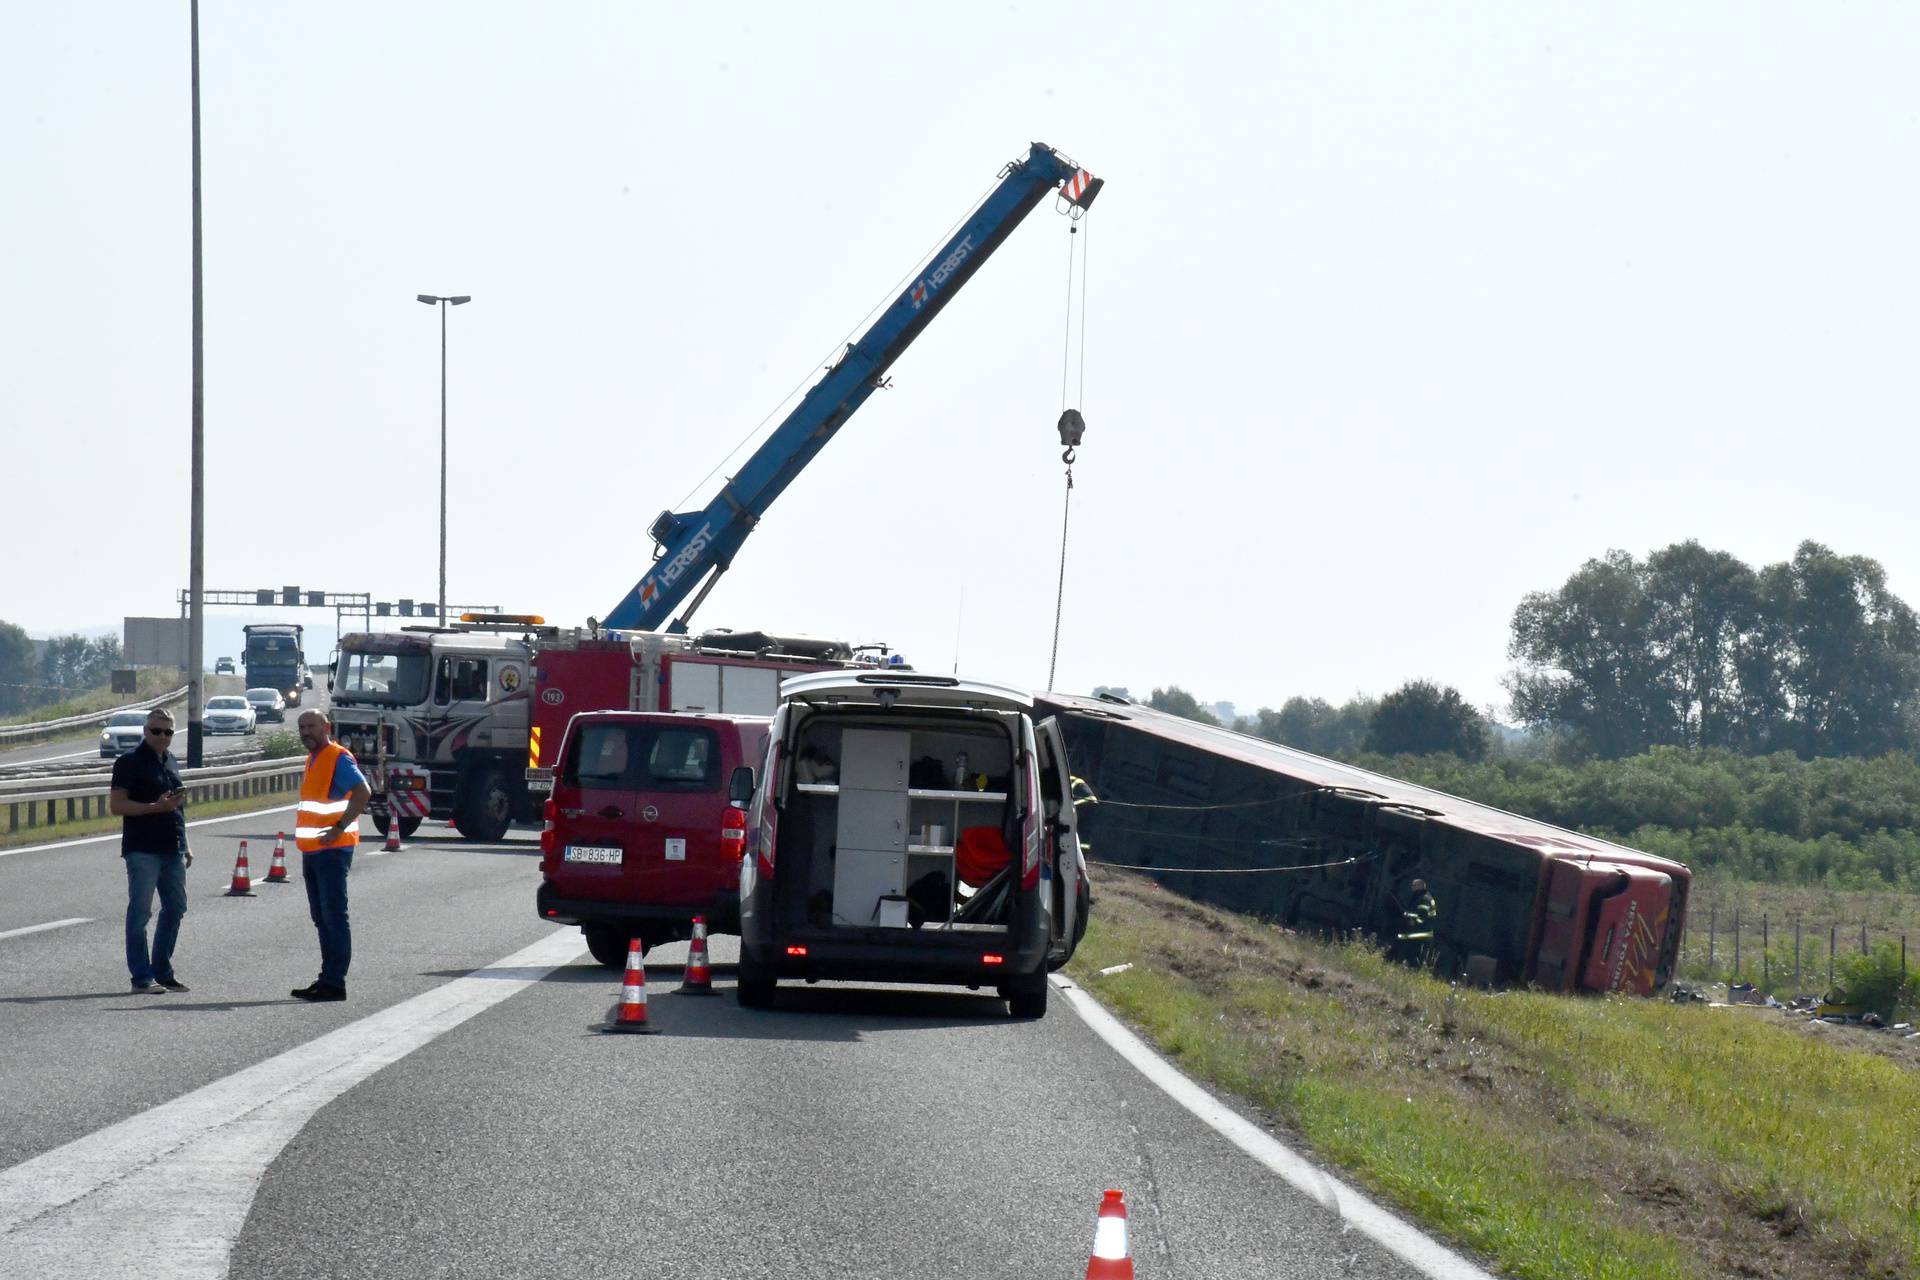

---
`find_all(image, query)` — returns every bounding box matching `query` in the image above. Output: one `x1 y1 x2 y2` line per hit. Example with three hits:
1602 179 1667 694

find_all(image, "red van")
536 711 770 968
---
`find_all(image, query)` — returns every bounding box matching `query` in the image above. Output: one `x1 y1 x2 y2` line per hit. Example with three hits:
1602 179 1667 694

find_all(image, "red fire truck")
524 629 892 795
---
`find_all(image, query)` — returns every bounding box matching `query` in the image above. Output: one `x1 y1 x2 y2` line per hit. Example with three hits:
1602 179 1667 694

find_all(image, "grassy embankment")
0 668 185 727
1066 870 1920 1280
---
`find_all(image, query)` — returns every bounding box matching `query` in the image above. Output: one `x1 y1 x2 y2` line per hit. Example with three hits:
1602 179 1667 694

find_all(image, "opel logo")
642 805 659 823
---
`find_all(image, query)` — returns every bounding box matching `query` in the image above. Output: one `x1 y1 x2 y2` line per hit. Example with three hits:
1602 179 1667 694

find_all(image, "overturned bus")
1038 693 1690 996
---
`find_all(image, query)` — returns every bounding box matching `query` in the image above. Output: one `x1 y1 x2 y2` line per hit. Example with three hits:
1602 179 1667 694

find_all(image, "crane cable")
1047 213 1091 690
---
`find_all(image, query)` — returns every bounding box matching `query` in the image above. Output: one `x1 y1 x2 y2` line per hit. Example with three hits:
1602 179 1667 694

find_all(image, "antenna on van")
951 586 964 676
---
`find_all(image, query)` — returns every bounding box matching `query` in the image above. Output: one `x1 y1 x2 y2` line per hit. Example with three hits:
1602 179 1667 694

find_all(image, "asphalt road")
1 804 1477 1280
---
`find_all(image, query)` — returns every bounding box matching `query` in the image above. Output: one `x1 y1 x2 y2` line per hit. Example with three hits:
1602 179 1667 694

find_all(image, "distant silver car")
244 687 287 723
204 695 257 735
213 657 236 675
99 710 150 757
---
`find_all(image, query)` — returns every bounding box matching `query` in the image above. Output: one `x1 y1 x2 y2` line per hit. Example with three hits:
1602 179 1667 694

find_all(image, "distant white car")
244 687 287 723
204 695 257 735
99 710 150 758
213 657 236 675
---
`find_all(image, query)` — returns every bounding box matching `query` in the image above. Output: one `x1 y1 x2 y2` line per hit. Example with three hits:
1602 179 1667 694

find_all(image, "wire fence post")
1794 917 1802 990
1734 908 1741 979
1829 923 1837 991
1861 921 1869 955
1708 907 1716 968
1762 913 1769 988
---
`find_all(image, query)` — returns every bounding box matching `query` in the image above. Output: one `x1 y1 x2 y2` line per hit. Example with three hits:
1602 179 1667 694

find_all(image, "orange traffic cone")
674 916 716 995
225 841 257 897
264 833 290 883
383 820 402 853
601 938 659 1034
1086 1190 1134 1279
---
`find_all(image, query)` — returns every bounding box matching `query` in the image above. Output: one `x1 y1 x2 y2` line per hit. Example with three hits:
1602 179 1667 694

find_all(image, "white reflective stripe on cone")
1092 1218 1128 1259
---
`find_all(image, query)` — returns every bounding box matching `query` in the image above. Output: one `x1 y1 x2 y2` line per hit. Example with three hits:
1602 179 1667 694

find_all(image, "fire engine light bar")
460 612 545 625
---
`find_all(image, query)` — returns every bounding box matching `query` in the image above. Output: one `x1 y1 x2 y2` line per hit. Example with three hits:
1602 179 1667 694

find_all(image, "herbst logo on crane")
909 235 975 310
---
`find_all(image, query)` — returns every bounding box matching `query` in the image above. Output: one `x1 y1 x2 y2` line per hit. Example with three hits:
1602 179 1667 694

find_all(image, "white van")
736 671 1089 1017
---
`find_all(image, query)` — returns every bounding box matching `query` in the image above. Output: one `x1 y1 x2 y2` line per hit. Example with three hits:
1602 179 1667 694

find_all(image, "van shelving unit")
799 725 1015 930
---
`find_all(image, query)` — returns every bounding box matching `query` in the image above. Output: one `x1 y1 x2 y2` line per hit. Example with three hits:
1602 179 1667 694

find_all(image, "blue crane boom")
602 141 1103 632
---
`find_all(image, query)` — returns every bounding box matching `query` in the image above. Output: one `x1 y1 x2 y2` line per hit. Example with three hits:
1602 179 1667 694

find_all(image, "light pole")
416 294 471 623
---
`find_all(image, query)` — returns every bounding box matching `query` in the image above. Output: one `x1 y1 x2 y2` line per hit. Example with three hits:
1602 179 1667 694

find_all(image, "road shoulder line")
1053 975 1495 1280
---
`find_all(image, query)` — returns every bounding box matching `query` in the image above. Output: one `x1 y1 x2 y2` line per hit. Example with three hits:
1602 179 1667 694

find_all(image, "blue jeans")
302 848 354 988
125 851 187 985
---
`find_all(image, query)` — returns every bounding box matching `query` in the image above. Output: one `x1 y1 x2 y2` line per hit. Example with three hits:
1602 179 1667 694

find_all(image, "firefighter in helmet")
1395 878 1438 965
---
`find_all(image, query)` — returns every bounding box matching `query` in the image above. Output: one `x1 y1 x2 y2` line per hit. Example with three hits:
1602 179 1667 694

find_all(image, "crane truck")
331 141 1102 842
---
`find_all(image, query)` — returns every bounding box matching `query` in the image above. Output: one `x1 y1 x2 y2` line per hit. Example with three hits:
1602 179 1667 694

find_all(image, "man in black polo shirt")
108 708 195 993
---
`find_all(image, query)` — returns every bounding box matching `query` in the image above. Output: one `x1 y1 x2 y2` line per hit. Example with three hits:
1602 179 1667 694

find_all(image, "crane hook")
1056 408 1085 469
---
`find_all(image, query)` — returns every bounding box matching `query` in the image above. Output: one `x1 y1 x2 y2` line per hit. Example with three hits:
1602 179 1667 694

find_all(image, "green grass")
1068 872 1920 1280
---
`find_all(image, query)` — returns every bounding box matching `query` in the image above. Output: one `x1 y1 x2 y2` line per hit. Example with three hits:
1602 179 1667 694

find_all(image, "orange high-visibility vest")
296 741 360 852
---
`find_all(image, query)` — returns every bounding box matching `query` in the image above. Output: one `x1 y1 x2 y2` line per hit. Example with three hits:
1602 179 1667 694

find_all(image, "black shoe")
157 977 189 992
131 979 168 994
292 983 346 1002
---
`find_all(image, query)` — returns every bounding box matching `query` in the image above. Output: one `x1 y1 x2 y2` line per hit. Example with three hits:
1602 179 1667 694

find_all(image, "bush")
260 731 302 760
1830 941 1920 1019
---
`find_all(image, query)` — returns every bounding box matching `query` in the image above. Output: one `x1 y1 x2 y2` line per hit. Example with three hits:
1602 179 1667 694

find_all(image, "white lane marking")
1054 976 1497 1280
0 930 586 1279
0 804 299 859
0 918 91 942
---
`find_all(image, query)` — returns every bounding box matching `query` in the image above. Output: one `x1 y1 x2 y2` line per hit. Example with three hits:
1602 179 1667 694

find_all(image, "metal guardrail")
3 756 305 838
0 685 191 745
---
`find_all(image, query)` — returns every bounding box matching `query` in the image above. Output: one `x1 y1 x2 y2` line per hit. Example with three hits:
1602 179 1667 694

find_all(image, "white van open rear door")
1036 716 1087 968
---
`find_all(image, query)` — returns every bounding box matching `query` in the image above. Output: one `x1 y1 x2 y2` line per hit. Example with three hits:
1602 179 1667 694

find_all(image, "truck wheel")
1002 971 1049 1019
736 950 776 1009
454 769 513 842
585 927 636 970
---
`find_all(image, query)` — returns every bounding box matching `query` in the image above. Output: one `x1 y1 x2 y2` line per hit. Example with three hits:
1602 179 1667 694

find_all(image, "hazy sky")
5 4 1917 718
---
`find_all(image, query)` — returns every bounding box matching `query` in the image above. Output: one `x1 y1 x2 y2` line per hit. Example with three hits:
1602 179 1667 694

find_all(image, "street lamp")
416 293 471 623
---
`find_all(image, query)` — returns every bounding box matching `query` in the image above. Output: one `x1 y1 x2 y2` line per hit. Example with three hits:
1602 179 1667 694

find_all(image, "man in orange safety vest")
293 709 371 1002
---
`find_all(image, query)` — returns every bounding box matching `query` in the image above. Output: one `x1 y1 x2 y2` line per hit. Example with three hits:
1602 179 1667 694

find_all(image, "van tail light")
757 743 786 879
720 805 749 862
1019 750 1043 891
540 797 557 858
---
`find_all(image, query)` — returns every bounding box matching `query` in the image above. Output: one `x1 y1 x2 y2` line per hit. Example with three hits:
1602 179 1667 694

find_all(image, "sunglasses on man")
147 727 174 737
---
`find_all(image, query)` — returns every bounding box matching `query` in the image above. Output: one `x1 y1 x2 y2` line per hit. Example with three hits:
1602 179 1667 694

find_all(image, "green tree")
0 620 36 714
1771 541 1920 758
1147 686 1221 727
1507 549 1670 757
1364 680 1489 759
1644 540 1760 749
1242 695 1376 755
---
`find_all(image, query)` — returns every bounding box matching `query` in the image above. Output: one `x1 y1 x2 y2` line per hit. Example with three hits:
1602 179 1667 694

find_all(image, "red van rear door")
550 718 732 908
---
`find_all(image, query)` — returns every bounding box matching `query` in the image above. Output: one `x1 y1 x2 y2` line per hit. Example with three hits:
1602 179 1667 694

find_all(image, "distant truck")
241 623 305 706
